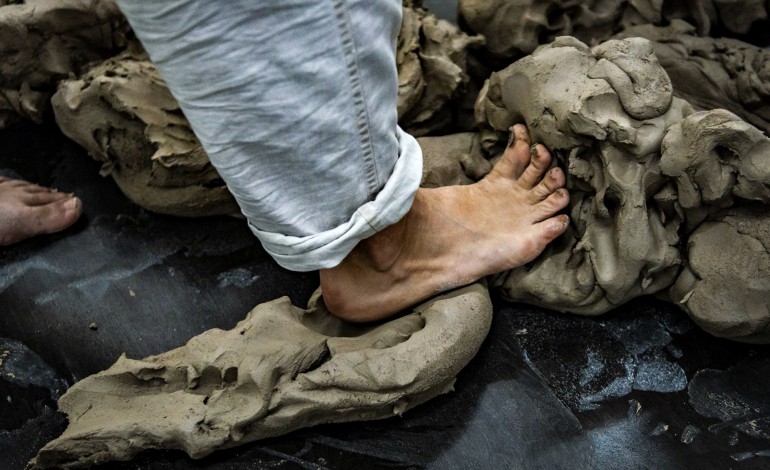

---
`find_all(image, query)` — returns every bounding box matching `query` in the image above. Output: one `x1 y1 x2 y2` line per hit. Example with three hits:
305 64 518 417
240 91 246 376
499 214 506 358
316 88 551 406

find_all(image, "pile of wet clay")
459 0 770 59
615 20 770 135
29 284 492 469
0 0 129 128
474 36 770 342
51 46 240 218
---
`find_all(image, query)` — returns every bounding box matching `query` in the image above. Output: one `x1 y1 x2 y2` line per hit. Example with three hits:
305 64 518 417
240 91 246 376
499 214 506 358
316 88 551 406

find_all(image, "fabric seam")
331 0 380 198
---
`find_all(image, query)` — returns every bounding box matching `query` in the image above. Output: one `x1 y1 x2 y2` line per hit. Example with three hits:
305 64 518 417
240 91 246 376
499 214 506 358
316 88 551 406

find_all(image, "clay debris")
616 20 770 136
51 48 240 218
418 132 491 187
458 0 769 59
29 283 493 469
0 0 129 128
474 36 770 342
397 2 483 136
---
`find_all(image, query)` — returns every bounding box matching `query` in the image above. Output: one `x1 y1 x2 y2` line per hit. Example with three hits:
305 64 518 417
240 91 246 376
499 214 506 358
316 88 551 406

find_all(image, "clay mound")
458 0 769 60
0 0 129 128
397 3 483 136
29 283 493 469
51 48 240 218
616 20 770 136
474 36 770 341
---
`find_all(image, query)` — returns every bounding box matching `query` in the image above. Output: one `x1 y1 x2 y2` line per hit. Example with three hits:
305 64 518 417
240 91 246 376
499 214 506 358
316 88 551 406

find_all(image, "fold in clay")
615 20 770 136
0 0 128 128
29 283 493 469
396 2 483 136
458 0 769 59
474 36 770 341
51 48 240 218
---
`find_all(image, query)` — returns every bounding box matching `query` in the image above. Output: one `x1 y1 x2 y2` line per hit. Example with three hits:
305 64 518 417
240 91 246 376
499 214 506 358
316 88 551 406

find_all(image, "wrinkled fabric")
116 0 422 271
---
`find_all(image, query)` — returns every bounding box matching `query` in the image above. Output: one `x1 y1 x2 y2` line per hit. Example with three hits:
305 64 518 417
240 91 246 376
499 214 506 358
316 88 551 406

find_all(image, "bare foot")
320 124 570 322
0 177 82 246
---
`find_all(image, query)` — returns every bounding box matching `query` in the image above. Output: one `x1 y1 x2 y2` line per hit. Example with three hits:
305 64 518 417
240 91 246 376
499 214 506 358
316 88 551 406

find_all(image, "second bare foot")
0 177 82 246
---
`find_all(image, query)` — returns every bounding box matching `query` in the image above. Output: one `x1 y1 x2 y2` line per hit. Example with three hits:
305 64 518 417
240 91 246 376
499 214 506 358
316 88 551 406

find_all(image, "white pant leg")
115 0 423 271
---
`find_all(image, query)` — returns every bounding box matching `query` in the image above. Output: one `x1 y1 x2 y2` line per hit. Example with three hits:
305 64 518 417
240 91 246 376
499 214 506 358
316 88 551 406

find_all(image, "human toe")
21 189 71 206
530 166 566 202
48 196 82 233
541 214 570 240
535 188 569 220
517 144 553 189
28 196 81 237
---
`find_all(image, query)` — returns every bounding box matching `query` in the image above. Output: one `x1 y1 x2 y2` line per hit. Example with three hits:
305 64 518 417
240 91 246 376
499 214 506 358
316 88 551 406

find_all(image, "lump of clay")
477 36 692 314
397 2 483 136
661 110 770 342
616 20 770 136
475 36 770 344
660 108 770 227
51 48 240 218
0 0 129 128
458 0 669 59
30 283 492 469
458 0 769 60
662 0 769 36
418 132 491 187
670 207 770 343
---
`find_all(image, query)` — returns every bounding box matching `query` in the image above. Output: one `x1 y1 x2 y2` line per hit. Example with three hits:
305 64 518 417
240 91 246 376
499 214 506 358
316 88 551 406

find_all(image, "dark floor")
1 120 769 470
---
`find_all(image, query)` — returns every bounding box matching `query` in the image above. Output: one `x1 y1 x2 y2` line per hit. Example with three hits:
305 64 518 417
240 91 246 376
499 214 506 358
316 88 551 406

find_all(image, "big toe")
2 196 82 245
35 196 82 235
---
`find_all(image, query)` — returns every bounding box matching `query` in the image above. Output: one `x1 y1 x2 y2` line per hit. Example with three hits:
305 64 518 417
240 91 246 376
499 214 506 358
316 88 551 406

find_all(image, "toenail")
64 197 80 210
550 168 559 177
507 131 516 148
530 144 539 156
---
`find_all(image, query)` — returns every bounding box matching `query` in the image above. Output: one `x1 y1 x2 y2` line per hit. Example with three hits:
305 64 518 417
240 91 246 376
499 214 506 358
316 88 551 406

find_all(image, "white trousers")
116 0 423 271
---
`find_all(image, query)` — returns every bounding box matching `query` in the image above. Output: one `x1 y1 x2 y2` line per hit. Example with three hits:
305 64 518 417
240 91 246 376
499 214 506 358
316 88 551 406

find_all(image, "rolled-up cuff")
250 128 423 272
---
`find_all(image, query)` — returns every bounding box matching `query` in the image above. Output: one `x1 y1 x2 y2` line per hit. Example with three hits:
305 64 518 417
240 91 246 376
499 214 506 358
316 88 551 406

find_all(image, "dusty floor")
1 121 769 469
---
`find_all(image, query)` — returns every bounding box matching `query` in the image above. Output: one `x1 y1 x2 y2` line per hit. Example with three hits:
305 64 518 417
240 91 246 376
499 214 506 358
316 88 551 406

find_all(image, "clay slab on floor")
1 122 769 469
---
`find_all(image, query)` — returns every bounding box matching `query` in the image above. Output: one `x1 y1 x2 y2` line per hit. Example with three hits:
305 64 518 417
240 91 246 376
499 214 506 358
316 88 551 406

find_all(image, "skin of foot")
320 124 570 322
0 177 82 246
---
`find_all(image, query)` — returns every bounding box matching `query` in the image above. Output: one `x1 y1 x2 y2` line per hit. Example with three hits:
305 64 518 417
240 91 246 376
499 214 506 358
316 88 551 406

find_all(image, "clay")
474 36 770 340
397 3 483 136
615 21 770 135
0 0 129 128
659 108 770 224
458 0 770 59
417 132 491 187
662 0 769 36
671 207 770 343
29 283 492 469
51 48 240 218
458 0 640 59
